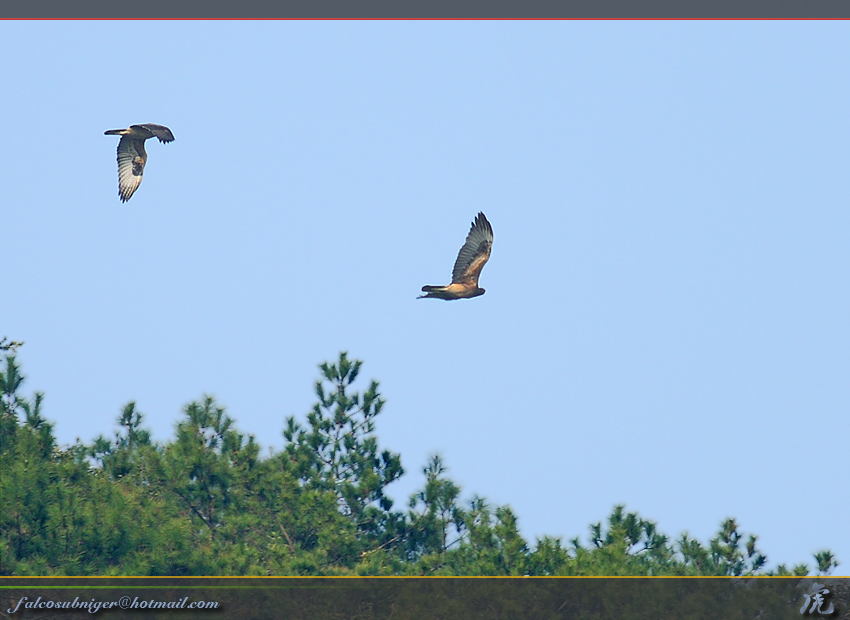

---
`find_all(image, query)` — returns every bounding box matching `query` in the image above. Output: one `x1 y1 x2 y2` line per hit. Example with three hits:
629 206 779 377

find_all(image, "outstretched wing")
451 212 493 285
116 137 147 202
132 123 175 144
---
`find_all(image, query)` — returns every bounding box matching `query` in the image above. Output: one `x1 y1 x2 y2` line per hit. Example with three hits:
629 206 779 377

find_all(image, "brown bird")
419 212 494 300
104 124 175 202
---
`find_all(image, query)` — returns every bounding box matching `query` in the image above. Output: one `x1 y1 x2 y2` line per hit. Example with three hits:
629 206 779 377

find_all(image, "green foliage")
675 517 767 576
0 336 24 353
283 353 404 552
814 550 839 575
89 402 152 480
1 354 52 457
0 347 839 578
404 455 464 563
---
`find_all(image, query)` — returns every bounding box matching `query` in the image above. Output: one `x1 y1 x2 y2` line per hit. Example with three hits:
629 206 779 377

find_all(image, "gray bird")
419 212 494 300
104 124 175 202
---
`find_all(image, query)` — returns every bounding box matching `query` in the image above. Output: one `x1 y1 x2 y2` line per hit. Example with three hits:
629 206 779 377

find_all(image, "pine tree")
283 353 404 553
404 455 465 564
0 348 840 578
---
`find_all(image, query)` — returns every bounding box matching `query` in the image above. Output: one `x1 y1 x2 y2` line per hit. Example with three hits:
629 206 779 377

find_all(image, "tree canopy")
0 346 839 576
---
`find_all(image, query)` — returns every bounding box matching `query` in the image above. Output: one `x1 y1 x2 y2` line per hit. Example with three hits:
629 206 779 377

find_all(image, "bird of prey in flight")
418 212 494 300
104 124 175 202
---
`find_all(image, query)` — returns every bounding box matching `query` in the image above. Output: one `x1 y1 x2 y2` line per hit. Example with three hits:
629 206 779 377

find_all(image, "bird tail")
417 285 444 299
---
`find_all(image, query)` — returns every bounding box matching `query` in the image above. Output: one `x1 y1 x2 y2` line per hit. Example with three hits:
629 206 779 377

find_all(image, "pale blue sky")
3 21 848 571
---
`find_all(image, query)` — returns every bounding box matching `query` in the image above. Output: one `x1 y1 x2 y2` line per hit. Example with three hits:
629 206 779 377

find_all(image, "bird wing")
133 124 175 144
451 212 493 285
116 136 147 202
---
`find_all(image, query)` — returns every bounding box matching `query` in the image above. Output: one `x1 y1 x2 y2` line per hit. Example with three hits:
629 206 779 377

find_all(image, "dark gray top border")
4 0 850 26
